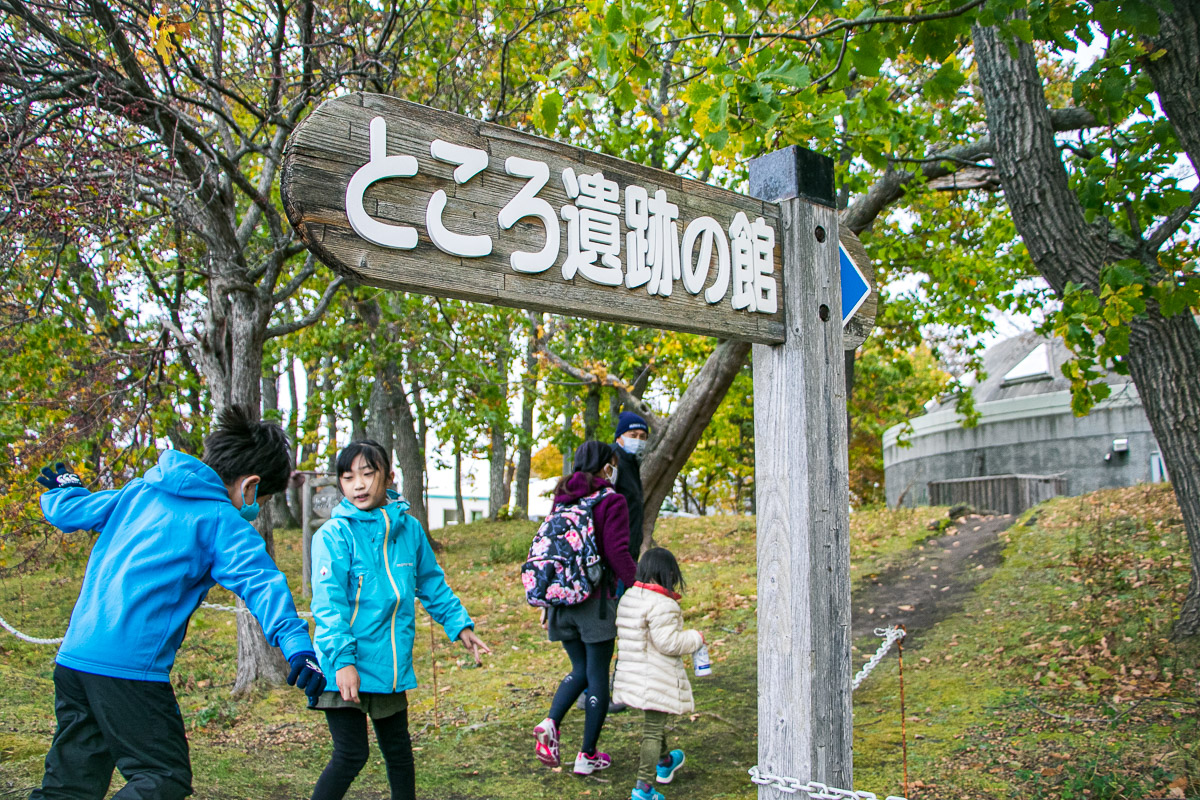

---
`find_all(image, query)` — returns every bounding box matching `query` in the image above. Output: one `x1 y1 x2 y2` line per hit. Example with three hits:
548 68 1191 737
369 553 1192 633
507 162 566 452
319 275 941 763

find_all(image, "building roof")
928 330 1131 412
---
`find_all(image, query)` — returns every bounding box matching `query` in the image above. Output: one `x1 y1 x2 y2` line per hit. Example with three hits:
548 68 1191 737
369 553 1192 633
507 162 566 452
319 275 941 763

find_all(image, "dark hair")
553 440 616 495
635 547 686 594
335 440 391 480
202 405 293 496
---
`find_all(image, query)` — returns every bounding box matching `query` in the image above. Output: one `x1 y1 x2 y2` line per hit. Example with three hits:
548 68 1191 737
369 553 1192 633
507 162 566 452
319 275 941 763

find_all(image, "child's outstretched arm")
646 603 705 657
412 520 487 662
209 515 314 661
37 463 122 534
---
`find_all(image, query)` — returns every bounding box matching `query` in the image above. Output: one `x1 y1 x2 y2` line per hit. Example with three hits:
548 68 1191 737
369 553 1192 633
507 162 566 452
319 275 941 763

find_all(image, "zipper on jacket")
349 576 363 627
380 507 402 691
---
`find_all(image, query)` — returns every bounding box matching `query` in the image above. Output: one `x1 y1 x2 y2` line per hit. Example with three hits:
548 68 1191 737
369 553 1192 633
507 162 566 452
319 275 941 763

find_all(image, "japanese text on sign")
344 117 777 315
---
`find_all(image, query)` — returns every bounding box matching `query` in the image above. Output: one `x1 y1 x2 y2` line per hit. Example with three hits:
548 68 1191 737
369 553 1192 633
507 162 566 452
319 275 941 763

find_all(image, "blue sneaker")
631 786 664 800
656 749 685 784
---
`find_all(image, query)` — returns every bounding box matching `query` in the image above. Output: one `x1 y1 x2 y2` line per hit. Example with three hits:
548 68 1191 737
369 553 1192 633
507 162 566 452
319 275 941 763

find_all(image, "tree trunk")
261 364 297 528
322 355 339 473
1142 1 1200 178
285 356 304 525
582 385 601 441
513 328 537 517
366 365 394 459
639 339 751 549
194 282 290 696
489 422 508 519
349 393 367 444
974 16 1200 637
455 448 466 525
391 374 430 534
561 409 575 475
300 362 320 469
1126 314 1200 635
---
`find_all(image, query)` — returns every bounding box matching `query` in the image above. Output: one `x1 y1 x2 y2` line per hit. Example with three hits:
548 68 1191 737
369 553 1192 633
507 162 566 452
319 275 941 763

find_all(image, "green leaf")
760 59 810 88
604 3 624 32
536 91 563 134
707 93 728 129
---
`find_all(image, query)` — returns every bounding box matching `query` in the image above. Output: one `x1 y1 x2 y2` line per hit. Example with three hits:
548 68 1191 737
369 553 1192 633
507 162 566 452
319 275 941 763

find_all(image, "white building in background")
423 456 557 529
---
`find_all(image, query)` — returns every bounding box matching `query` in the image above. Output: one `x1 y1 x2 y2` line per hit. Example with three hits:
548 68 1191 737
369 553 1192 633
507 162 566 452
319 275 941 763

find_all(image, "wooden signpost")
282 93 787 344
282 93 873 798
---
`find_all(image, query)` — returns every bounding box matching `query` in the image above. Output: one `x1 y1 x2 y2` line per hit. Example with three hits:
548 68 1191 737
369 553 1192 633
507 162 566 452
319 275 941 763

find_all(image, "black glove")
287 651 326 699
36 463 83 490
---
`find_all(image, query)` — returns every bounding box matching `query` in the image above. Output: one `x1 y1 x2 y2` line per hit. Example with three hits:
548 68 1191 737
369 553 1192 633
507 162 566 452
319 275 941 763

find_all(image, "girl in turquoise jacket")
310 440 489 800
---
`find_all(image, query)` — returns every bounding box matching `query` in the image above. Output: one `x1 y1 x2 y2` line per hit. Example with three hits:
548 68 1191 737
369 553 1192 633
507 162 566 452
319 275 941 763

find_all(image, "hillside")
1 487 1196 799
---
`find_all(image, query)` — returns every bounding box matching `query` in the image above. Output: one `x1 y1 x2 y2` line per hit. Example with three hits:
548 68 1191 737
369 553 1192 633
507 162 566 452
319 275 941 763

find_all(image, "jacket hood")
554 472 611 504
331 489 410 525
143 450 231 503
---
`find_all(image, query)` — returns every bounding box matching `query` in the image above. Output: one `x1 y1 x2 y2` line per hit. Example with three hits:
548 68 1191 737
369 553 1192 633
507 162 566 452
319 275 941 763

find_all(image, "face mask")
605 465 619 485
621 437 647 458
238 481 260 522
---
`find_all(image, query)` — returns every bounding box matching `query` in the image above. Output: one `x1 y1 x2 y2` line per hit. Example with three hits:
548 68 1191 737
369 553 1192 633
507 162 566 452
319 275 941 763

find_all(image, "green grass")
1 490 1197 799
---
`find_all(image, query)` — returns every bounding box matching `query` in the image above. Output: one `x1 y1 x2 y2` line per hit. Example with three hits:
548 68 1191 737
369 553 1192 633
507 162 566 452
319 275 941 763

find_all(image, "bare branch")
527 311 663 431
659 0 986 48
264 276 347 339
1145 186 1200 253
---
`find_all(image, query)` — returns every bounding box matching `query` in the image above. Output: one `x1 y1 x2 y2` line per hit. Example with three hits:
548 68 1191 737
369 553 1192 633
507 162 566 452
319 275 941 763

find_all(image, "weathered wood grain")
752 197 853 795
281 93 787 343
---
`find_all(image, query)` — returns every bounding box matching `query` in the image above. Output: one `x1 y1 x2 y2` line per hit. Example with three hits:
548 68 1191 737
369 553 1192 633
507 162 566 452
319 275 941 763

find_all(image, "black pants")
547 638 615 755
311 707 414 800
31 664 192 800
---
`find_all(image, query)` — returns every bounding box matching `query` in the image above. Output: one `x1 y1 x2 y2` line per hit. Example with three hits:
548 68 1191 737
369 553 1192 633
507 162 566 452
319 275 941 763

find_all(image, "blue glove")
36 463 83 490
287 651 326 699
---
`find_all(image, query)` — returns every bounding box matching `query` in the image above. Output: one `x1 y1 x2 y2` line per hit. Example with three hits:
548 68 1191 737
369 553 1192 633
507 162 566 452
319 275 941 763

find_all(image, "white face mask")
605 465 619 485
620 437 646 457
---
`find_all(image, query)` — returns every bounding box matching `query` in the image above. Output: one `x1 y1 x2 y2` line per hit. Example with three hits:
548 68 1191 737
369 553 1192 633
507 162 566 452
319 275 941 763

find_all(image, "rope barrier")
0 602 313 645
0 612 65 645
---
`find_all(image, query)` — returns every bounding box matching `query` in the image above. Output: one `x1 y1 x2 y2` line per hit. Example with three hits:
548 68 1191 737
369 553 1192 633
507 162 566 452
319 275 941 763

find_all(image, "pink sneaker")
573 750 612 775
534 718 559 767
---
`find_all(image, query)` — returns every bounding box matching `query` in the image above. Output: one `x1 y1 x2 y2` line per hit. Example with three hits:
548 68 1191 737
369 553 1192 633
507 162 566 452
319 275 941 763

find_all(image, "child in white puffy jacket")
612 548 705 800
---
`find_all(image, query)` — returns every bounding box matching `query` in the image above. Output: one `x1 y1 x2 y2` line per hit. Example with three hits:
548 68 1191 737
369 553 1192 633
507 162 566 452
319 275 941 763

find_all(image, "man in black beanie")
612 411 649 567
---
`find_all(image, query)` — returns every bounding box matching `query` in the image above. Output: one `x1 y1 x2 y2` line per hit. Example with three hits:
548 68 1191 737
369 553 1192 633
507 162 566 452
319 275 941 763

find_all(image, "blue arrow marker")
839 242 871 326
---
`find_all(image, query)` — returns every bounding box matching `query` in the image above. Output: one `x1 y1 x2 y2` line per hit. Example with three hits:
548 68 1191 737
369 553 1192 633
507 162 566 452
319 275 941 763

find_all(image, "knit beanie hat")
614 411 649 440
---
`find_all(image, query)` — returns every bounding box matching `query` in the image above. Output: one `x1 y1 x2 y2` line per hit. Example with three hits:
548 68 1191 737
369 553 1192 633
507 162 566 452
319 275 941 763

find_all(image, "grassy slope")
1 490 1196 799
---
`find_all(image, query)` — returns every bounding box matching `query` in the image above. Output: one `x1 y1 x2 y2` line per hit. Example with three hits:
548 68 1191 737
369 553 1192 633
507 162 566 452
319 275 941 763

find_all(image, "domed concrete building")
883 331 1168 511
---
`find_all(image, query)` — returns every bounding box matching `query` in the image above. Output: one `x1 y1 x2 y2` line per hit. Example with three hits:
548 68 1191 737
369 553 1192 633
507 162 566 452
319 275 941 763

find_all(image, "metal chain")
750 627 909 800
748 766 907 800
851 625 906 691
2 602 313 646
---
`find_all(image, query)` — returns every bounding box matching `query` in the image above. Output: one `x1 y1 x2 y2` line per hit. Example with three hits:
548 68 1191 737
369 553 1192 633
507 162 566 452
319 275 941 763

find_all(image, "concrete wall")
883 385 1163 507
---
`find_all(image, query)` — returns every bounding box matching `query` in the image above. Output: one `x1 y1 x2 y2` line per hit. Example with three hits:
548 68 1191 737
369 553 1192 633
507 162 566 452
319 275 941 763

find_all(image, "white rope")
749 766 906 800
199 602 312 618
851 626 906 691
1 603 313 646
0 612 65 645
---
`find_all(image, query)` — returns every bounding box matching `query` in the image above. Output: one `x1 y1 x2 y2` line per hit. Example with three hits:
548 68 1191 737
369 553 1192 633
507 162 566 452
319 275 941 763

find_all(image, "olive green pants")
637 709 672 784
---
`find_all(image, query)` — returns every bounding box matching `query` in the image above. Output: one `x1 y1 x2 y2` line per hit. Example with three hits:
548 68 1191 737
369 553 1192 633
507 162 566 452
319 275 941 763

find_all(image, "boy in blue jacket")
31 405 325 800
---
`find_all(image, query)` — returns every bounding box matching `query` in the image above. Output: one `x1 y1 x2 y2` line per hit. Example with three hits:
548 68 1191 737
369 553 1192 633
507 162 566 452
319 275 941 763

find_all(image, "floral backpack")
521 487 614 608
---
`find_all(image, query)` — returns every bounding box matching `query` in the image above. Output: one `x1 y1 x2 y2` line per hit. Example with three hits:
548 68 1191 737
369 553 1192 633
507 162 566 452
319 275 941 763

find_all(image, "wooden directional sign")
281 93 786 344
838 228 877 351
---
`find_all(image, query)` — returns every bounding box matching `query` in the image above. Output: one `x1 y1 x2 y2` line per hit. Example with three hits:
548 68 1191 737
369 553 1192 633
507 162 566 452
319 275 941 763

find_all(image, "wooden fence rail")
928 473 1069 516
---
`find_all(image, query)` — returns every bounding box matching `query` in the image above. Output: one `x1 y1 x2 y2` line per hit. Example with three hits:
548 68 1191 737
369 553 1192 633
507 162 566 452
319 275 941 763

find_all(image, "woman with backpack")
531 441 637 776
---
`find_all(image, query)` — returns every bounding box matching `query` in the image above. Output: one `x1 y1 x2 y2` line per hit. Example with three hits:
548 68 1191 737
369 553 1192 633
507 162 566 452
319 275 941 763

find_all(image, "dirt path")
851 514 1015 650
